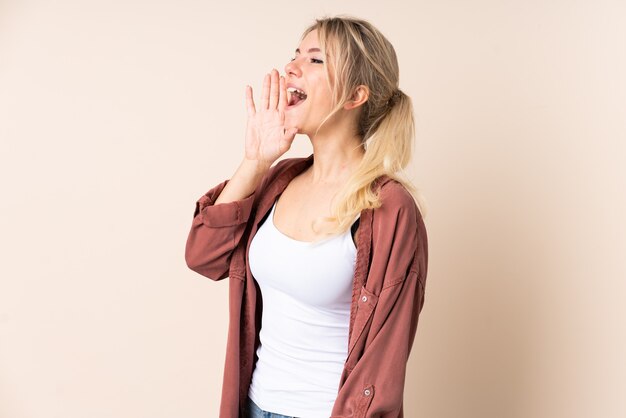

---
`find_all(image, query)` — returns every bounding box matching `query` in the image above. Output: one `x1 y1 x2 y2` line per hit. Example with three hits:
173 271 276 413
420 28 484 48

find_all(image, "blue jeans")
243 395 298 418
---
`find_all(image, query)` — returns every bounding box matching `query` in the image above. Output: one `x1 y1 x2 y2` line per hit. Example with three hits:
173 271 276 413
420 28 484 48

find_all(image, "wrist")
241 157 272 175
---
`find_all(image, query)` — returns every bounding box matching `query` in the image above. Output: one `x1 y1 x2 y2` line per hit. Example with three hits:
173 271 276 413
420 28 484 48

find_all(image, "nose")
284 58 302 78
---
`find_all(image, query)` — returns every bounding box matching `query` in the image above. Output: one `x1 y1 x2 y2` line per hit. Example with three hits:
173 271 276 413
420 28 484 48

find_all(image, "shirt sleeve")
331 185 429 418
184 179 256 281
335 271 426 417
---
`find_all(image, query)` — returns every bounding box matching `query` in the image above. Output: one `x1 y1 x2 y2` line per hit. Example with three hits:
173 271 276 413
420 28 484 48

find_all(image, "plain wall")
1 0 624 417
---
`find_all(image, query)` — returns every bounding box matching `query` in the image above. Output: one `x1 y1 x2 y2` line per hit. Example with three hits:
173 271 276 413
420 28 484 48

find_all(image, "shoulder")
271 155 310 175
255 155 312 194
379 179 415 207
375 178 422 225
373 177 428 252
265 155 312 183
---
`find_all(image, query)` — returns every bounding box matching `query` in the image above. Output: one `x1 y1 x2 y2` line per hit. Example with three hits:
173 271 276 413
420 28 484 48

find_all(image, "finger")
261 73 270 110
245 85 256 117
281 127 298 151
278 75 286 112
269 69 279 110
284 127 298 141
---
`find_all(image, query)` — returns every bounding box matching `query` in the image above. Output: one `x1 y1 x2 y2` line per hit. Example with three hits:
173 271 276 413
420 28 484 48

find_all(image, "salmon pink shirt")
185 154 429 418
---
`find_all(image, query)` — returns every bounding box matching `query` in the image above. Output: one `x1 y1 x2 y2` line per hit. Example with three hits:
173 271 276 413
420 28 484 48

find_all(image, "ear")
343 85 369 110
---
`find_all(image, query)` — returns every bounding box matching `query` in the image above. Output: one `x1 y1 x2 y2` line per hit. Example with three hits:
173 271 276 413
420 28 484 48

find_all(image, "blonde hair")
303 15 427 239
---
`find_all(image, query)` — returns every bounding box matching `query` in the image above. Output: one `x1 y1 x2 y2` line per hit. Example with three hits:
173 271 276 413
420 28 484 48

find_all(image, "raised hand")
244 68 298 165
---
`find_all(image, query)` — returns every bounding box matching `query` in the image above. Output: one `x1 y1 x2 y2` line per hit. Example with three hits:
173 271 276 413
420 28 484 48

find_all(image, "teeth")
287 87 307 99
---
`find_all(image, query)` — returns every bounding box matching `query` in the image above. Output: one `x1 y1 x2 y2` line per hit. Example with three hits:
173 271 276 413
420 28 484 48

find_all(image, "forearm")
214 157 272 205
185 179 256 280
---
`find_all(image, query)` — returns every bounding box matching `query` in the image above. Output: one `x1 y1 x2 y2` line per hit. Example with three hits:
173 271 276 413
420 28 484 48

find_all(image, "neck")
305 132 365 186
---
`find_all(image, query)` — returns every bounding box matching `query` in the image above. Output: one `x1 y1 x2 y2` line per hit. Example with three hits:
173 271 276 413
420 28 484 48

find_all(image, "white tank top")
247 198 359 418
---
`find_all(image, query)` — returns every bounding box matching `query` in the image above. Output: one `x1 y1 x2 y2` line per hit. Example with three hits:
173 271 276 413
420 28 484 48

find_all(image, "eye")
289 57 324 64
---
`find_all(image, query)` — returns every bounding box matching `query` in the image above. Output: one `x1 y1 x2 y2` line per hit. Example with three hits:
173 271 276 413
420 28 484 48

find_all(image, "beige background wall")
1 0 624 417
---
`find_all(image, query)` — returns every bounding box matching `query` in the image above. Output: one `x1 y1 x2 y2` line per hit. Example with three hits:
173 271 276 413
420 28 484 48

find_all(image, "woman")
185 15 429 418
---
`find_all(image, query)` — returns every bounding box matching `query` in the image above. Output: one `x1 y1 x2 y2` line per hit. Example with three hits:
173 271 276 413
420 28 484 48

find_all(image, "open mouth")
287 87 307 108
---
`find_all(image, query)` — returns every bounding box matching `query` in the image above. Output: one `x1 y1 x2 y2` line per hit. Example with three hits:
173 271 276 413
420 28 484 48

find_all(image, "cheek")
309 94 332 111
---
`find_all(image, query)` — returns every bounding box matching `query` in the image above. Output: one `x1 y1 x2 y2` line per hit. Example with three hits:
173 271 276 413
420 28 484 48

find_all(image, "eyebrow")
294 48 321 54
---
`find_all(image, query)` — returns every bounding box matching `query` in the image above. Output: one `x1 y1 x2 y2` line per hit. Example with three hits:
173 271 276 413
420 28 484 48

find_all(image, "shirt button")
361 296 368 302
364 389 371 396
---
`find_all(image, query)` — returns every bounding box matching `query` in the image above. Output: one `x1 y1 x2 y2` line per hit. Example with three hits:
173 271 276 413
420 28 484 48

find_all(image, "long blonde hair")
303 15 427 238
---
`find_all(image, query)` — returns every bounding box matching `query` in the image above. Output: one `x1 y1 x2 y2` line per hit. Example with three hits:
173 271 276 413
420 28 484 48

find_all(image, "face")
283 29 336 136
